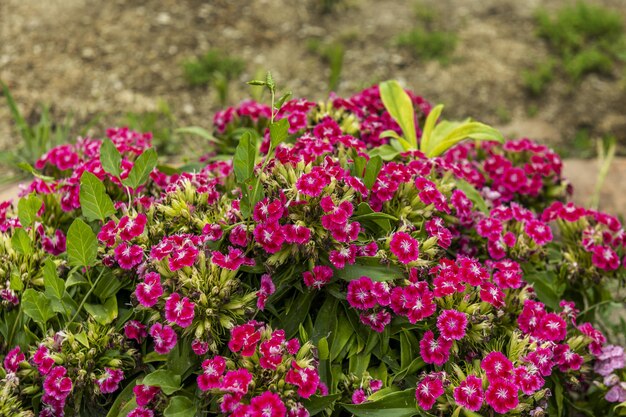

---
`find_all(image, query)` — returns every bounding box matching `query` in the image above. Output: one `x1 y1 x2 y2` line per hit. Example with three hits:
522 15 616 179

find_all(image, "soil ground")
1 0 626 215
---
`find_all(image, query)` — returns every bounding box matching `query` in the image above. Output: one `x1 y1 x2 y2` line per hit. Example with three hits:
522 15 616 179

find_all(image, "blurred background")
1 0 626 214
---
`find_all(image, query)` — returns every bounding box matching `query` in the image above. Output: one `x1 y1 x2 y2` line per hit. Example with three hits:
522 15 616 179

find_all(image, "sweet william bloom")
419 330 452 366
114 243 144 270
479 282 505 309
229 224 248 247
133 384 160 406
127 407 154 417
286 338 300 355
202 223 223 241
360 310 392 333
33 345 55 375
229 322 262 356
43 366 73 401
416 376 444 410
169 243 199 271
149 323 177 354
485 378 519 414
513 366 544 395
352 389 367 404
296 171 330 197
3 346 25 373
97 368 124 394
284 224 312 244
164 293 195 328
391 283 436 324
250 392 287 417
481 352 513 382
42 229 66 255
303 266 333 289
591 245 620 271
347 277 377 310
535 313 567 342
253 221 285 253
476 218 503 241
454 375 484 412
525 348 554 377
191 339 209 355
135 272 163 307
437 309 468 341
98 220 117 247
285 363 320 398
524 220 553 246
118 213 147 241
253 198 284 223
257 273 276 311
389 232 420 264
197 356 226 391
212 247 249 270
329 245 357 269
221 368 253 395
124 320 147 341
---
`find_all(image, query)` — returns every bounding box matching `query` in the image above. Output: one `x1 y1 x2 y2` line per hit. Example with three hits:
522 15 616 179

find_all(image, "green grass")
123 100 179 156
182 50 245 105
525 2 626 95
307 39 345 92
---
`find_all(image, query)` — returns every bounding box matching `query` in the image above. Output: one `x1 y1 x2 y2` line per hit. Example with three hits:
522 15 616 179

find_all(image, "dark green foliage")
123 100 178 156
182 50 245 105
522 60 556 96
307 39 345 92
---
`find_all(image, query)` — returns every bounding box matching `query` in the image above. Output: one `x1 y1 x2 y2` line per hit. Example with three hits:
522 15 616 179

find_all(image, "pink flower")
191 339 209 355
525 348 554 377
389 232 420 264
229 322 262 357
149 323 178 354
128 407 154 417
257 274 276 311
229 224 248 247
352 389 367 404
135 272 163 307
250 392 287 417
485 378 519 414
221 369 253 395
197 356 226 391
98 221 117 247
476 217 503 241
415 375 444 410
33 345 55 375
259 330 286 370
479 282 505 308
41 229 67 255
124 320 147 341
535 313 567 342
524 220 553 246
347 277 377 310
329 246 357 269
97 368 124 394
437 309 468 341
164 293 195 328
513 366 544 395
415 177 449 212
419 330 452 366
303 266 333 289
359 310 392 333
212 247 249 270
253 222 285 253
43 366 73 401
285 363 320 399
202 223 223 241
591 245 620 271
114 243 144 270
296 171 330 197
481 352 513 382
253 198 284 223
133 384 160 406
168 243 199 271
3 346 24 373
284 224 312 244
118 213 147 241
454 375 484 412
391 283 436 324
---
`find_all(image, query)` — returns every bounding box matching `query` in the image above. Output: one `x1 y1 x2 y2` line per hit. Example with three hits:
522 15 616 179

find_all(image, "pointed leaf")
364 156 383 190
122 148 158 189
141 369 181 395
379 80 417 149
164 396 196 417
419 104 444 154
425 122 504 157
12 228 32 256
21 289 54 325
80 171 116 221
84 296 118 325
175 126 221 144
100 138 122 177
66 218 98 267
233 131 257 183
269 118 290 147
43 259 65 300
17 194 42 227
341 388 418 417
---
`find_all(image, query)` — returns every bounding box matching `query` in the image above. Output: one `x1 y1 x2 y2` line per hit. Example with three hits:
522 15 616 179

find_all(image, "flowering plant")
0 76 625 417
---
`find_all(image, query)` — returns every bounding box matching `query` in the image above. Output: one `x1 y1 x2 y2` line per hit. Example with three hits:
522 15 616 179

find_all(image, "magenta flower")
415 375 444 410
33 345 55 375
149 323 177 354
197 356 226 391
135 272 163 307
168 243 199 271
481 352 513 382
303 266 333 289
360 310 392 333
250 392 287 417
212 247 248 270
127 407 154 417
259 330 286 370
352 389 368 404
97 368 124 394
220 368 253 395
253 222 285 254
389 232 420 264
124 320 147 342
419 330 452 366
253 198 284 223
285 363 320 399
257 273 276 311
43 366 73 401
453 375 484 412
228 322 262 357
284 224 312 244
164 293 195 328
347 277 377 310
118 213 147 240
437 309 468 341
114 243 144 270
3 346 25 373
202 223 223 241
191 339 209 356
296 171 330 197
133 384 160 406
485 378 519 414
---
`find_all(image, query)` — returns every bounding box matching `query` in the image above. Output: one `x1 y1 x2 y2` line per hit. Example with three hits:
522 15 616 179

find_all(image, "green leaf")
454 179 488 214
80 171 116 221
84 296 118 325
341 388 418 417
164 396 196 417
100 138 122 177
9 268 23 291
424 121 504 158
419 104 443 155
43 259 64 300
175 126 221 144
275 91 293 110
21 289 54 325
122 148 158 189
363 156 383 190
16 162 55 181
106 374 141 417
524 271 564 310
141 369 181 395
17 194 42 227
303 394 342 416
269 118 290 147
335 258 405 282
352 155 367 178
233 131 257 183
379 80 417 150
368 145 401 161
66 218 98 267
12 228 32 256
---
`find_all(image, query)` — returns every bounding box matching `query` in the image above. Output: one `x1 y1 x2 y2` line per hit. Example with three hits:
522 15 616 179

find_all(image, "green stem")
67 268 105 327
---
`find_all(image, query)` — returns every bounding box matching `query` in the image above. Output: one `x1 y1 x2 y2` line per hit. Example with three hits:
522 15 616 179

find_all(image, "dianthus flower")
135 272 163 307
149 323 177 354
164 293 195 328
453 375 484 412
389 232 420 264
97 368 124 394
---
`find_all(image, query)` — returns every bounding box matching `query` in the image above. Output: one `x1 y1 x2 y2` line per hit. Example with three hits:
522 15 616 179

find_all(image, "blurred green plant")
0 81 92 181
123 100 179 156
395 3 456 63
525 2 626 95
182 50 245 105
307 39 345 92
